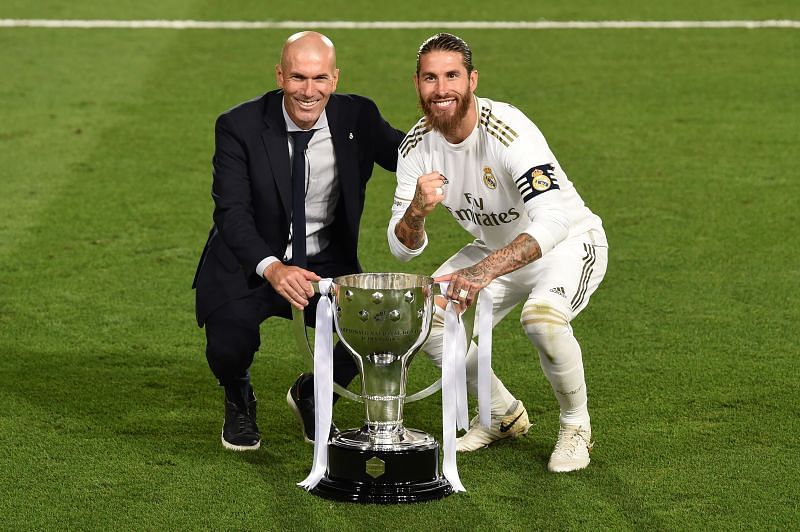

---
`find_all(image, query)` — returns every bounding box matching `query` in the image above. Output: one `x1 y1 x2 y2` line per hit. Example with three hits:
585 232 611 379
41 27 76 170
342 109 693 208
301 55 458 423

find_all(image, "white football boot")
547 424 593 472
456 400 532 452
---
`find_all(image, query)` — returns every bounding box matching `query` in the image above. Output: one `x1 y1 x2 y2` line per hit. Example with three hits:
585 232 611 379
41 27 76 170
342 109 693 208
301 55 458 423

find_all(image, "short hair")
416 33 474 74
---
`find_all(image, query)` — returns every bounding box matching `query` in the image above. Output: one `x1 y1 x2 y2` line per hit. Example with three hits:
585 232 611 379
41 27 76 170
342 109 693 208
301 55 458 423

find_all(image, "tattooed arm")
436 233 542 306
395 203 427 250
474 233 542 279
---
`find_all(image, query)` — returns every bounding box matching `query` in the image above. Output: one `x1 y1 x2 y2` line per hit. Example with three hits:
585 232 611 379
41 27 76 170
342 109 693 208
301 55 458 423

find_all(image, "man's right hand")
264 262 321 310
410 171 447 217
394 171 447 250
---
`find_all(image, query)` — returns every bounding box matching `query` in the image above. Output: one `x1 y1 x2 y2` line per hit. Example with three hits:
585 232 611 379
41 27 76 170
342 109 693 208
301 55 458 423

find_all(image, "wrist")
403 208 426 227
471 261 497 285
263 261 281 281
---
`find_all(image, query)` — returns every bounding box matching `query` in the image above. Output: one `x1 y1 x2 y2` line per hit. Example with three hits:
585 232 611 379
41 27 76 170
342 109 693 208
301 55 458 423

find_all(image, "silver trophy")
293 273 453 503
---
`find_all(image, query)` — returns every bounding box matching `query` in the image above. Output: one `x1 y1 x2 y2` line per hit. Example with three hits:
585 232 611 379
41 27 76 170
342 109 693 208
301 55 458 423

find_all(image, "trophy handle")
291 283 363 403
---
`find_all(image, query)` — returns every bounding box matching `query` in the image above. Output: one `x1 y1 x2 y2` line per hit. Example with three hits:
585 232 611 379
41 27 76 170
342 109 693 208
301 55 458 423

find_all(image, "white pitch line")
0 19 798 30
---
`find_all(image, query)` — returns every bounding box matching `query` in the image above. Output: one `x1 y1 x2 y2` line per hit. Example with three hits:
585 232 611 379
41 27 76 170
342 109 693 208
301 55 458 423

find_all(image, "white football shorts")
432 231 608 326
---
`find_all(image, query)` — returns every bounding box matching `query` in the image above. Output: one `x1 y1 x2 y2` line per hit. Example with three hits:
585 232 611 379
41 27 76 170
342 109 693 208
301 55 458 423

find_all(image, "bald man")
193 32 404 451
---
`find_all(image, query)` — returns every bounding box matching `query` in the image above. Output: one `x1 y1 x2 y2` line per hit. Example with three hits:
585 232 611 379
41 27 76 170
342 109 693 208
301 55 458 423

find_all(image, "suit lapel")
261 92 292 216
327 96 359 225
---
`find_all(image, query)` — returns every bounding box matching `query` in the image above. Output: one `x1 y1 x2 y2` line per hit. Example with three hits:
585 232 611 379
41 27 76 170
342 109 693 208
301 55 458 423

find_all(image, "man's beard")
420 90 473 137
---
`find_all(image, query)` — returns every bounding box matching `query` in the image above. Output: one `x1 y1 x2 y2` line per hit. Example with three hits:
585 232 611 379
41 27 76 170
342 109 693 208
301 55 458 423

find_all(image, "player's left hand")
434 265 492 308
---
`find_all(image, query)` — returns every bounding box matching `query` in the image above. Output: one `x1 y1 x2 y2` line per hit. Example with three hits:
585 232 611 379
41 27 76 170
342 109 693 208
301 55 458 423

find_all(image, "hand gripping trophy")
293 272 476 503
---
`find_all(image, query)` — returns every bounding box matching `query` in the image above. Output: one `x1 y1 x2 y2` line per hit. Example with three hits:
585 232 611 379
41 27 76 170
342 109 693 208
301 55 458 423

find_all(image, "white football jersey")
388 96 606 260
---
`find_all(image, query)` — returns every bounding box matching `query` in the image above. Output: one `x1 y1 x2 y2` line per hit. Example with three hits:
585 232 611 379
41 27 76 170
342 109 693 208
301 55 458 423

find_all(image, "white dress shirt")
255 102 340 277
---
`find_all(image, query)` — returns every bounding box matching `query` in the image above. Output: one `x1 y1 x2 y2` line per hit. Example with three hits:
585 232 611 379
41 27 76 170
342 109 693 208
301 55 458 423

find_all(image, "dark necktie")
291 130 315 268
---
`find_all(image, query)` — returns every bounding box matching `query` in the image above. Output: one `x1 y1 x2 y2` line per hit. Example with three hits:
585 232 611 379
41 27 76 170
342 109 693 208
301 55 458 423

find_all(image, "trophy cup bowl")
308 273 453 503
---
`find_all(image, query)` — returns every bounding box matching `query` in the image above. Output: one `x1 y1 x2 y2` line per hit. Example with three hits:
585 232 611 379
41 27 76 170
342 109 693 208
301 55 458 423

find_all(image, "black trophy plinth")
310 428 453 504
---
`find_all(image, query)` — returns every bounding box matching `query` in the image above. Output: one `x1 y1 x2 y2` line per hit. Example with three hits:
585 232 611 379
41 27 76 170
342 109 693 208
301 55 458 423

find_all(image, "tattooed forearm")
474 233 542 279
395 210 426 250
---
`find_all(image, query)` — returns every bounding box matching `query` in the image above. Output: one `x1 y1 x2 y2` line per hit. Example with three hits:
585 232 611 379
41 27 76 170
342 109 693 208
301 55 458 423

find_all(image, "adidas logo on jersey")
549 286 566 298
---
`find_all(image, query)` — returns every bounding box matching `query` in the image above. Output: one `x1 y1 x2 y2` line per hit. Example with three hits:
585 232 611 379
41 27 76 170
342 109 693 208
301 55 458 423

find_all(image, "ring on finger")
458 289 468 299
435 187 443 196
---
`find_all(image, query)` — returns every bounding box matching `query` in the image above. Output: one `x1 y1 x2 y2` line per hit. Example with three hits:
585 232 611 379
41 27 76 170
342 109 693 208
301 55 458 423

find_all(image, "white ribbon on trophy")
441 290 468 493
298 278 334 491
476 287 493 428
439 282 495 493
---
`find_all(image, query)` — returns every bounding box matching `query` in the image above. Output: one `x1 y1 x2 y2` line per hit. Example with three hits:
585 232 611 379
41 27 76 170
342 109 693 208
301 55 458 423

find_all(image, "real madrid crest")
531 168 552 191
482 166 497 190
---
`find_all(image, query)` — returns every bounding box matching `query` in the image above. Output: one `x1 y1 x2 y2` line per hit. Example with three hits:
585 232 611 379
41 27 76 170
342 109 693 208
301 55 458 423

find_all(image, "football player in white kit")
387 33 608 472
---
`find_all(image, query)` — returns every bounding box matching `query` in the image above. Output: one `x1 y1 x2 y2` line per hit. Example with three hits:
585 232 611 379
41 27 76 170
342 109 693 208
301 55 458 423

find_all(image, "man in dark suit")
193 31 404 451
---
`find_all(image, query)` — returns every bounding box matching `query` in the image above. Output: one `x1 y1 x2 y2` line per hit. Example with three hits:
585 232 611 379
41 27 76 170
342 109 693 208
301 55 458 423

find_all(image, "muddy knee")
520 301 571 361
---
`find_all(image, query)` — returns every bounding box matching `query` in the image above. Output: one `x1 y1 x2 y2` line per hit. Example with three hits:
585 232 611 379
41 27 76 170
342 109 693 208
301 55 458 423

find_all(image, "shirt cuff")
524 224 559 256
387 221 428 262
256 256 281 278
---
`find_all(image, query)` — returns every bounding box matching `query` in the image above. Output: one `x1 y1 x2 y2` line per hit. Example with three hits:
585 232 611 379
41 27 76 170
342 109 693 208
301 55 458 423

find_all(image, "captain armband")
514 164 560 203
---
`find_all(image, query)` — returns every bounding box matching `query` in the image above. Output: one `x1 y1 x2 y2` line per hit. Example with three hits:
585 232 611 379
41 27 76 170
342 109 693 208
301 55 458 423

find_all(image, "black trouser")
204 256 359 398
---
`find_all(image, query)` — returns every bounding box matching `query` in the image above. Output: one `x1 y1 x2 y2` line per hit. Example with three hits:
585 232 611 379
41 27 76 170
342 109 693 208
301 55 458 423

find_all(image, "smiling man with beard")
387 33 609 472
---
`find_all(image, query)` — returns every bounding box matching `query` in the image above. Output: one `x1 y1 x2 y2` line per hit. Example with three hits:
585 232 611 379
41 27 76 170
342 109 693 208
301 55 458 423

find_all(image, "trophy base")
310 428 453 504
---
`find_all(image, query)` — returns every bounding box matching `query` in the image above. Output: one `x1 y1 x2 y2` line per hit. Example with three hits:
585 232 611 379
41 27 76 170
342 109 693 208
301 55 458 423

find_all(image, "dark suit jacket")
193 90 404 326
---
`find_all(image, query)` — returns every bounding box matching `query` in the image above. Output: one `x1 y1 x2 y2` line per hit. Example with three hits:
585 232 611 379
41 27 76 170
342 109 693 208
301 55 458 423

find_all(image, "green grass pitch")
1 1 798 529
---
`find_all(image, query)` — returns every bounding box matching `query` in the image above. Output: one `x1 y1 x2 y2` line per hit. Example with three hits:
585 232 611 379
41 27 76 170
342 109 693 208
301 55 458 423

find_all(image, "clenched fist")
409 171 448 217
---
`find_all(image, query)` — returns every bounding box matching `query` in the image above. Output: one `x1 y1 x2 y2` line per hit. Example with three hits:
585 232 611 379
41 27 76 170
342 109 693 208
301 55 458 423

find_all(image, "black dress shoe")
222 392 260 451
287 373 339 444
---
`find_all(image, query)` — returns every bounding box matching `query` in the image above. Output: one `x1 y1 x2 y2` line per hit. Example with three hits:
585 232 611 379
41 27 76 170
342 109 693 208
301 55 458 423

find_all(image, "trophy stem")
354 350 419 445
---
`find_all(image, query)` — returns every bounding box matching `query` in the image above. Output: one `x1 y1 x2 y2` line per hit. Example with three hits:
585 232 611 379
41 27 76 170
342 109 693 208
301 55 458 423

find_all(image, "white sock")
522 302 590 427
